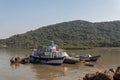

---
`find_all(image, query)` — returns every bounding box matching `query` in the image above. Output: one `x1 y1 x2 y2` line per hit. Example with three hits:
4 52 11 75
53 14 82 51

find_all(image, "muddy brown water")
0 48 120 80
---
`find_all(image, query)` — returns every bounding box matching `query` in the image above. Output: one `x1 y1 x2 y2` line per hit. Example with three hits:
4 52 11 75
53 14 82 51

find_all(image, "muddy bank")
81 66 120 80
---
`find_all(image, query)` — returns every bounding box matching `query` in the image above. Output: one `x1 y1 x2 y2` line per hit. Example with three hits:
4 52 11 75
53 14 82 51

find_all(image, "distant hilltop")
1 20 120 49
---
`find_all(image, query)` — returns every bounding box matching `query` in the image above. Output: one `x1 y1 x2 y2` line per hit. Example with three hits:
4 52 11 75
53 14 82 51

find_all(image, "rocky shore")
82 66 120 80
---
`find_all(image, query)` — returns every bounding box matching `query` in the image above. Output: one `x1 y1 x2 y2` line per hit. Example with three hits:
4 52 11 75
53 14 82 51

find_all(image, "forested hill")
1 20 120 49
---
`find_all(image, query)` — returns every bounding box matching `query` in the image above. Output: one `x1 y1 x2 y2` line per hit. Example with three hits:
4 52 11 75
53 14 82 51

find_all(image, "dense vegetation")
1 20 120 49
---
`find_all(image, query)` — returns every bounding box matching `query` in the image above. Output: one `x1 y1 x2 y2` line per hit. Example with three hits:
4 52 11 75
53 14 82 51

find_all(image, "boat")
84 62 94 67
61 52 79 64
89 55 101 61
76 54 101 62
63 57 79 64
30 41 65 65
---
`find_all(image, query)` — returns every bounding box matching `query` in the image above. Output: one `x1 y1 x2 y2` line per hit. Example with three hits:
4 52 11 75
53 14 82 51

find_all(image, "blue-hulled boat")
76 54 101 62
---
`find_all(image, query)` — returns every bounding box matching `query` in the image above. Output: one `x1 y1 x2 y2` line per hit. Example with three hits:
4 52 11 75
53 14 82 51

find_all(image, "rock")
10 57 15 63
113 66 120 80
83 73 96 80
109 68 115 73
21 57 30 64
82 67 120 80
15 57 22 63
94 72 113 80
83 70 114 80
10 57 22 63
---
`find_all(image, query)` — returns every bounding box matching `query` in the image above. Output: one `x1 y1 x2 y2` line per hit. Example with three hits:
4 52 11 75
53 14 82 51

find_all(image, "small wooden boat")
84 62 94 67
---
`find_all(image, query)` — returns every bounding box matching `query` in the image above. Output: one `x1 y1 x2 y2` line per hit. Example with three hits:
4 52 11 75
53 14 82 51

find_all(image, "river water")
0 48 120 80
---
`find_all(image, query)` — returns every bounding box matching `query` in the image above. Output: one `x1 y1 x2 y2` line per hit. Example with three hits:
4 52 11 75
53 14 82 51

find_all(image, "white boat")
30 41 65 65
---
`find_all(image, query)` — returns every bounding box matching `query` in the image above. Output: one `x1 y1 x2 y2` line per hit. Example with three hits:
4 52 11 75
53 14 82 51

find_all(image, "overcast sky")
0 0 120 39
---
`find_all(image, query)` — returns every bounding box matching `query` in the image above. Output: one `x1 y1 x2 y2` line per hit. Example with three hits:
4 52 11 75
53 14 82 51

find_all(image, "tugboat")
30 41 65 65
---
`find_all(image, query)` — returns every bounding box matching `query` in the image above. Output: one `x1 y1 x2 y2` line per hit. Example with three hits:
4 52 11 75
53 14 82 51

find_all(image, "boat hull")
30 56 64 65
89 55 101 61
63 57 79 64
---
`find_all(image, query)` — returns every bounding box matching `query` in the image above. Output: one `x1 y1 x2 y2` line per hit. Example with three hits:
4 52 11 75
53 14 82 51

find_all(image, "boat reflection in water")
9 62 81 80
29 63 91 80
30 64 68 80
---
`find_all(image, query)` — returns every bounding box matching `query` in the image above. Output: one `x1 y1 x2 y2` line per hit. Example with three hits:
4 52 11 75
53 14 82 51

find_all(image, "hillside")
1 20 120 49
